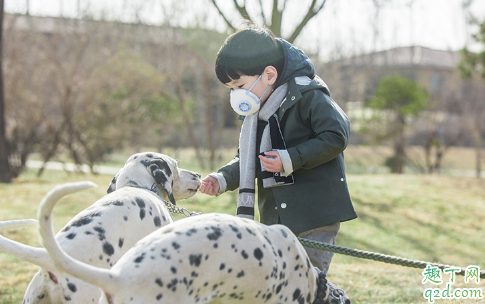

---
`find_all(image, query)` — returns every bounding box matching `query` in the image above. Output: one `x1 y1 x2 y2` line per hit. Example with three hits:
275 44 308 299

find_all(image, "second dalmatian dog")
0 152 201 304
39 182 337 304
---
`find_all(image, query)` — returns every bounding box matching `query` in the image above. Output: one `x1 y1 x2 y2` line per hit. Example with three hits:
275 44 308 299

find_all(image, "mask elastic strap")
248 74 263 92
259 85 270 103
247 73 270 104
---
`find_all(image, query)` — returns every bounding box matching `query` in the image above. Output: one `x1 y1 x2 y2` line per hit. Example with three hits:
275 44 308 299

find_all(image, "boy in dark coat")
200 26 356 303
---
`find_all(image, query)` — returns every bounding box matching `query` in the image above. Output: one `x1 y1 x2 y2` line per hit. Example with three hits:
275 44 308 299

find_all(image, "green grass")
1 148 485 303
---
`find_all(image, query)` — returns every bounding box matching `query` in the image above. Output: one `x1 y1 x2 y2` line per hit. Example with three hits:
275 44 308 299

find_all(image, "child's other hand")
259 151 283 173
199 176 220 196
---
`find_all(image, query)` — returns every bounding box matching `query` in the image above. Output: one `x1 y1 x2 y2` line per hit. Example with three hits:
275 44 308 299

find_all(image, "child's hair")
215 26 285 84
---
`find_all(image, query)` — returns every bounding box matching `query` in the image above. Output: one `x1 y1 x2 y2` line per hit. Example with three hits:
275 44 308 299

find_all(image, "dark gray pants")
296 222 340 274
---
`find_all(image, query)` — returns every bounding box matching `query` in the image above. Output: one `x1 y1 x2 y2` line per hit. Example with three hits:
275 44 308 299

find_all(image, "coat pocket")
316 156 345 193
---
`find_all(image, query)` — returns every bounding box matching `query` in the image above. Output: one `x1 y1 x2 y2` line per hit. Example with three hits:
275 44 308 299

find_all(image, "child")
199 25 356 303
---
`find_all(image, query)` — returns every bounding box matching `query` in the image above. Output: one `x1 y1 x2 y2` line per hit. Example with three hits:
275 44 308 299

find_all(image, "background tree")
209 0 327 42
0 0 11 183
364 74 428 173
459 17 485 178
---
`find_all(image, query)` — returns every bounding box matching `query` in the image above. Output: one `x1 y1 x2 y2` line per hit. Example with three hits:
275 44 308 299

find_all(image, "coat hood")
274 38 315 88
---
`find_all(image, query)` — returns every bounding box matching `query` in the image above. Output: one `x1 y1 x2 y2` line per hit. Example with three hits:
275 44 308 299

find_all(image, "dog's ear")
107 174 118 194
148 159 176 205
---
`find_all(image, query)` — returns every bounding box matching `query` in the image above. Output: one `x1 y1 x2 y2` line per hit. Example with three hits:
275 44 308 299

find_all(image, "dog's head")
107 152 201 205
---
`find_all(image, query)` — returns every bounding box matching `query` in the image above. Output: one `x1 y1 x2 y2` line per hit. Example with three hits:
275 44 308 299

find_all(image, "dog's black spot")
153 216 161 227
281 229 288 238
207 226 222 241
236 270 245 278
266 293 273 301
170 266 177 274
93 226 106 241
156 294 163 300
134 253 145 263
66 233 76 240
146 153 153 158
279 271 286 280
167 278 178 292
241 250 248 259
118 238 124 248
293 288 301 301
172 242 180 250
264 235 272 246
37 294 45 300
254 248 264 261
276 282 284 294
246 227 256 236
219 263 225 270
103 242 114 256
103 200 124 207
84 231 93 235
155 278 163 287
191 271 199 277
135 198 146 209
64 296 71 301
306 292 312 303
139 209 146 220
186 228 197 236
69 215 94 228
189 254 202 267
278 249 283 257
67 282 77 293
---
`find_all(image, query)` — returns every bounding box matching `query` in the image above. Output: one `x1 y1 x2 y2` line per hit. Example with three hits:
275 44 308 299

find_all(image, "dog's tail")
0 219 37 230
38 182 119 294
0 219 58 270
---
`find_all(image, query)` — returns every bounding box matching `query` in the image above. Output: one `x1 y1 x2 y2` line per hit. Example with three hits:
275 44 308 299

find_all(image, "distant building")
316 46 462 107
315 46 480 146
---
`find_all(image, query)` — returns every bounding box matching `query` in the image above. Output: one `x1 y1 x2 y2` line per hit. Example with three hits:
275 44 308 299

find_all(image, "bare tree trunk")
424 137 433 173
37 128 61 177
173 64 206 169
473 127 482 178
392 111 405 174
0 0 12 183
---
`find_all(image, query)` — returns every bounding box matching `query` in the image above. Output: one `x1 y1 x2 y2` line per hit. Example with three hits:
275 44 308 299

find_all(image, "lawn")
0 148 484 303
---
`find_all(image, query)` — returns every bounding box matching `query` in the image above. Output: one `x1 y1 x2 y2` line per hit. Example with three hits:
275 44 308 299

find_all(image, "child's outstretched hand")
259 150 283 173
199 176 220 196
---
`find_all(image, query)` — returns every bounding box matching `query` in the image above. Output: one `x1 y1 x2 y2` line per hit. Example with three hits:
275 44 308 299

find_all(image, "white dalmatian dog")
38 181 340 304
0 152 201 304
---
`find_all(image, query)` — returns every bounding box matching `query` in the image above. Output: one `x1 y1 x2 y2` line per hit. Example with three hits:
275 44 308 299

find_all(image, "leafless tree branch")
211 0 237 31
287 0 327 43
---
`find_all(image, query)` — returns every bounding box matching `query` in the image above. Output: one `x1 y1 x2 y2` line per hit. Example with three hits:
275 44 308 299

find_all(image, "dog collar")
313 269 328 304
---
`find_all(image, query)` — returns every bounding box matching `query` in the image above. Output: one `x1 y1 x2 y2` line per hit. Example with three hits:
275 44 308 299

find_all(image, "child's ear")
264 66 278 85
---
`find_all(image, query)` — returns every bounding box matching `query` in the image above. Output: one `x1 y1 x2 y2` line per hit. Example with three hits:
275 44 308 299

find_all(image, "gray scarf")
236 82 293 220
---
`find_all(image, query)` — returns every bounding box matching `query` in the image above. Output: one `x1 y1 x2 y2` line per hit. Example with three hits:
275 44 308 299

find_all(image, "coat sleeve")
217 154 240 192
286 90 350 171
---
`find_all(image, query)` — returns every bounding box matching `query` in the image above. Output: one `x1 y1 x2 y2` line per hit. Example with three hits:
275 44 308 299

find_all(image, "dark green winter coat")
218 39 357 234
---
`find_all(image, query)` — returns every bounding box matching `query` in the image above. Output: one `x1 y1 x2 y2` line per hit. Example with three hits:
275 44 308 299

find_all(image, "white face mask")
230 74 270 116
